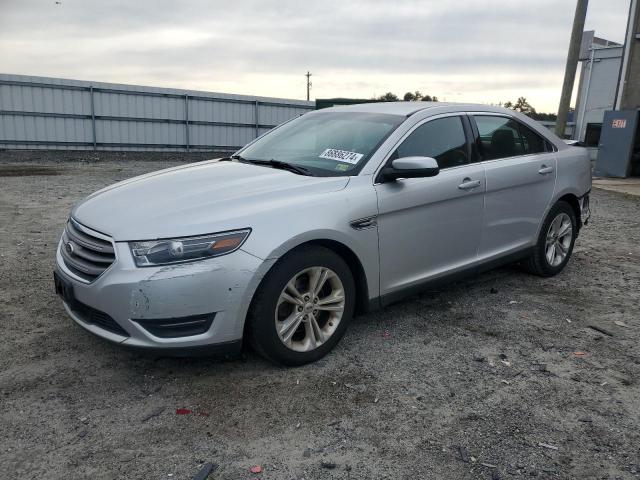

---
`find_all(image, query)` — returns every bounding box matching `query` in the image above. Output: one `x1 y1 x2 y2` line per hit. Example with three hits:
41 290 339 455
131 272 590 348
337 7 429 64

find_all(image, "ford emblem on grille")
66 241 75 255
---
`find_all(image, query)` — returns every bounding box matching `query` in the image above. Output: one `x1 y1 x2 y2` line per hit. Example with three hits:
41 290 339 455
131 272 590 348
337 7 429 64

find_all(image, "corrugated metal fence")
0 74 314 152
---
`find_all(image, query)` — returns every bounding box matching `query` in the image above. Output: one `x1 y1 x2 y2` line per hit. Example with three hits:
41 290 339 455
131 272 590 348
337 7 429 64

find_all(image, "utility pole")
305 71 312 101
555 0 589 137
615 0 639 110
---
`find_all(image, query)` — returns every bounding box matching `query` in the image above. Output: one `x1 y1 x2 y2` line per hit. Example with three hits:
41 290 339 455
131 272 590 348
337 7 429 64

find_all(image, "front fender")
244 227 380 303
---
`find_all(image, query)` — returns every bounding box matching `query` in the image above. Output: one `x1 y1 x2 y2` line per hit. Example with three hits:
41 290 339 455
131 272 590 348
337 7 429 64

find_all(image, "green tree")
376 91 439 102
403 91 422 101
377 92 399 102
512 97 536 115
503 97 556 121
504 97 536 115
404 91 438 102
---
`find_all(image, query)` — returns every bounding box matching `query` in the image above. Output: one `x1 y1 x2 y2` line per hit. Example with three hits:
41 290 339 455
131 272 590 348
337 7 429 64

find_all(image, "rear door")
375 115 486 296
471 114 557 259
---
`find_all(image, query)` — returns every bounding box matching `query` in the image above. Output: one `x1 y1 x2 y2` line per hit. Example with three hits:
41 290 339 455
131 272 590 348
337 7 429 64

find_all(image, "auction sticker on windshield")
319 148 364 165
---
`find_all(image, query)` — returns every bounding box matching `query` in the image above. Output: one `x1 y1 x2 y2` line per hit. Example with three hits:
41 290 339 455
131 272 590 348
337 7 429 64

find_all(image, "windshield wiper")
232 155 314 176
264 159 314 176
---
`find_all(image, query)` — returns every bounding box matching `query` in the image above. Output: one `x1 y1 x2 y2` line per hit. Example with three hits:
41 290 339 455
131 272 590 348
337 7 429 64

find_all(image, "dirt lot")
1 153 639 480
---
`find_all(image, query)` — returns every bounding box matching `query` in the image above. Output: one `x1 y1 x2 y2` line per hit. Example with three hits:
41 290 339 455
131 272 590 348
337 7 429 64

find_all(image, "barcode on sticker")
319 148 364 165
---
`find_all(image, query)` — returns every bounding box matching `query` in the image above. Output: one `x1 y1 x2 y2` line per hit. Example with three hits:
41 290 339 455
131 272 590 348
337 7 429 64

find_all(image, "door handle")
458 178 481 190
538 165 554 175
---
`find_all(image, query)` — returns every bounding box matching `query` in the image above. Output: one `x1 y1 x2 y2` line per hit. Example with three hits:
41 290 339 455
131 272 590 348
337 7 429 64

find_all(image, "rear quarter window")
473 115 553 160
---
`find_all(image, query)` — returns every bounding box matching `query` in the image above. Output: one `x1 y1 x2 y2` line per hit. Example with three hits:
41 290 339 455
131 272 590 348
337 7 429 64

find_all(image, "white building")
573 31 623 149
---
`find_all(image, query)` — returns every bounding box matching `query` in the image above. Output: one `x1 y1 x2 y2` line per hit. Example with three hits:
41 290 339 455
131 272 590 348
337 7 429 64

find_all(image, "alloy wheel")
545 212 573 267
275 266 345 352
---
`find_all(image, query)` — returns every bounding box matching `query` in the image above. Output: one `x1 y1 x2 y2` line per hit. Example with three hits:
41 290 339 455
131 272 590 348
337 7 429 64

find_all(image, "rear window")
474 116 549 160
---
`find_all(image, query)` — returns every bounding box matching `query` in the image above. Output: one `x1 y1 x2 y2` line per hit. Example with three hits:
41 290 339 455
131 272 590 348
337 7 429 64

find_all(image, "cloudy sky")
0 0 631 112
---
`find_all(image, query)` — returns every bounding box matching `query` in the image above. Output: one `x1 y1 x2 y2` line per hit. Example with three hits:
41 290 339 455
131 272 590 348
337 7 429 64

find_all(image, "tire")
523 200 577 277
246 245 355 366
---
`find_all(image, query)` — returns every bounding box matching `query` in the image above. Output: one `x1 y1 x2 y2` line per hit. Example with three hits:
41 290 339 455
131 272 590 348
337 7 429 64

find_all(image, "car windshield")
237 111 404 176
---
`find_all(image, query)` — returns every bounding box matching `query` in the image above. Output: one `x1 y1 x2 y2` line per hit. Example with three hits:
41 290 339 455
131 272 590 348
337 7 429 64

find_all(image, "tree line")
373 92 556 121
374 91 439 102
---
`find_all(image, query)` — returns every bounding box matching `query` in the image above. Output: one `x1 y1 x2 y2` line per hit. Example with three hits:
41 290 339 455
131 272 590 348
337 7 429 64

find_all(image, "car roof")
318 101 512 117
314 101 567 150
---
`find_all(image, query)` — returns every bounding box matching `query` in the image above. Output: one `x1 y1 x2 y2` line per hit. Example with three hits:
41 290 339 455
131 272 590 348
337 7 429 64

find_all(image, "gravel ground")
1 153 639 480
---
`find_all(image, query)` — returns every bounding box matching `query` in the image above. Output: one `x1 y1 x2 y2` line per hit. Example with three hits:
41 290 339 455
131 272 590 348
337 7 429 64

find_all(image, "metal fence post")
185 94 190 152
254 100 259 139
89 86 97 150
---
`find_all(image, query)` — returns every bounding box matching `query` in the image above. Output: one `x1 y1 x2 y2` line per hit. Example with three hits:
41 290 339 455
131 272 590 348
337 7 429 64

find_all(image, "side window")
474 116 522 160
474 115 549 160
517 122 547 154
393 116 469 169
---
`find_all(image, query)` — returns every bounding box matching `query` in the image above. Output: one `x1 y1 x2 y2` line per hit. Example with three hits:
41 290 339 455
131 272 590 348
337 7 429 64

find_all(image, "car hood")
72 160 350 241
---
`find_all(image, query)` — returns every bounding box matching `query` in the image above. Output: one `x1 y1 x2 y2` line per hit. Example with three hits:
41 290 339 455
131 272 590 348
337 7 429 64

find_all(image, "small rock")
490 287 498 294
321 461 337 469
344 383 366 393
533 363 548 373
473 354 485 362
457 445 470 463
141 406 165 422
463 412 481 421
538 442 559 451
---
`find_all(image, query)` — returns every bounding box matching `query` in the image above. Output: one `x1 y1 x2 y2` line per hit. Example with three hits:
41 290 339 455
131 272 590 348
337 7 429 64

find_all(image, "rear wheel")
524 200 577 276
247 246 355 366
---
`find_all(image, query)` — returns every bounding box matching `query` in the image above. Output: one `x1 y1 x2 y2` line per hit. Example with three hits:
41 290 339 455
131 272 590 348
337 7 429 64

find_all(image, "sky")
0 0 631 112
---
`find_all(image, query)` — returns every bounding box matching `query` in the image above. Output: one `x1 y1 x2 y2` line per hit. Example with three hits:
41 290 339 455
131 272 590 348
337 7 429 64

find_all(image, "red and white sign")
612 119 627 129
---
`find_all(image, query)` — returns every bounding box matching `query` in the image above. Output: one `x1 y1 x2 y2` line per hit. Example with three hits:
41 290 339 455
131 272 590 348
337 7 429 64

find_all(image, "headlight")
129 229 251 267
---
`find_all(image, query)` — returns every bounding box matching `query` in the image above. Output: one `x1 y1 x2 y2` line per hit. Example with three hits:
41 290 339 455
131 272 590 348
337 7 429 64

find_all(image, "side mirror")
381 156 440 181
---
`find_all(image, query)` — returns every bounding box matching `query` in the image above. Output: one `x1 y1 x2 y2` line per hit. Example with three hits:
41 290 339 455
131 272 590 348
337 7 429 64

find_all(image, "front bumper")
55 237 268 353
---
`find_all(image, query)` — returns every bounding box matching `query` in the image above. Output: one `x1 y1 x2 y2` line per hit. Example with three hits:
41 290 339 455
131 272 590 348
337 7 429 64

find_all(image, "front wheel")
524 200 577 277
247 246 355 366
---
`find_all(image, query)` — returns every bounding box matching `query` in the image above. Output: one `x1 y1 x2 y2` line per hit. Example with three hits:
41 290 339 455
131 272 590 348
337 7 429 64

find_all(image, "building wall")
574 46 623 142
0 74 313 151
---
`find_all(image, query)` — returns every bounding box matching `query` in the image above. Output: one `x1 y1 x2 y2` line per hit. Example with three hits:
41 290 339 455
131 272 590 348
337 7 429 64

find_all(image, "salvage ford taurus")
54 102 591 365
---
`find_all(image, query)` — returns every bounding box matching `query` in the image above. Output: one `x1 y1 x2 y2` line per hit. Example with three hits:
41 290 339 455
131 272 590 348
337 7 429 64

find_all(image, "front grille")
60 219 115 282
68 299 130 337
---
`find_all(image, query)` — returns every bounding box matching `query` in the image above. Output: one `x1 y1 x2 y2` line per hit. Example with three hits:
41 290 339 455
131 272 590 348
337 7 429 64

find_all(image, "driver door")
374 115 486 297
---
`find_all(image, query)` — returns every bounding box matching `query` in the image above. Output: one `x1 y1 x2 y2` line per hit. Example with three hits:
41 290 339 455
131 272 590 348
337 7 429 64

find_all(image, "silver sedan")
54 102 591 365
